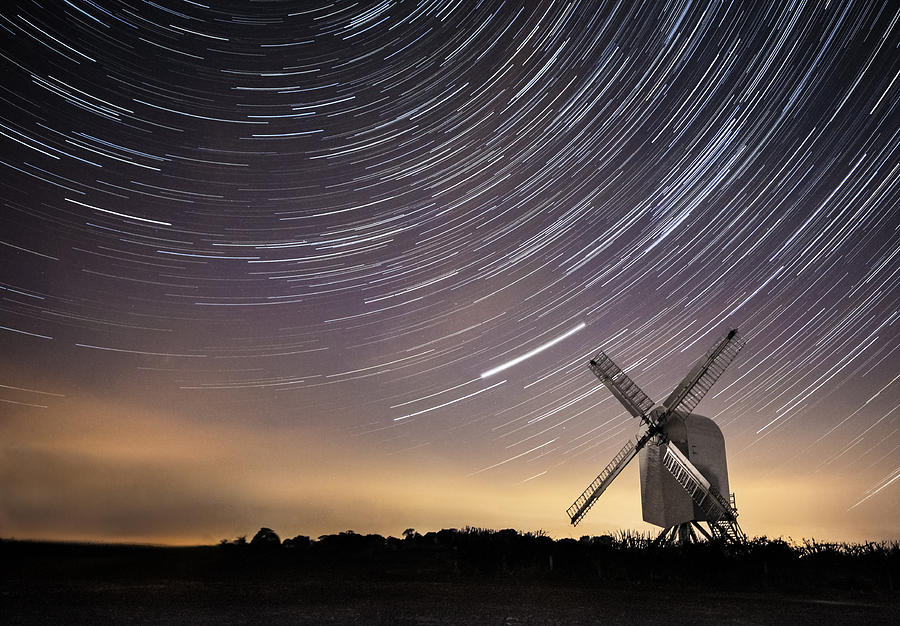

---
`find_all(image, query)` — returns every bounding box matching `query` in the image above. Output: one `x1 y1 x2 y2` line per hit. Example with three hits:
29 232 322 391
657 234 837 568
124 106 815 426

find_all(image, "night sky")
1 1 898 545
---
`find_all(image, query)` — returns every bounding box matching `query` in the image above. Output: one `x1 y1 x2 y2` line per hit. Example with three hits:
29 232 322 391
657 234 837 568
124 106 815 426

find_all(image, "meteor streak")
480 322 586 379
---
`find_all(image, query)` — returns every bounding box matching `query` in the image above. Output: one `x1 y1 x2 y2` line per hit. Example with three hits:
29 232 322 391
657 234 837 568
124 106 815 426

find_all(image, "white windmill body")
566 329 746 543
639 412 729 528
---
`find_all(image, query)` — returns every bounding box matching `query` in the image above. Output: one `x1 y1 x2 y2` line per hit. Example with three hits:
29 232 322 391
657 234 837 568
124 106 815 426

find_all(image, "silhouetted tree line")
215 527 899 593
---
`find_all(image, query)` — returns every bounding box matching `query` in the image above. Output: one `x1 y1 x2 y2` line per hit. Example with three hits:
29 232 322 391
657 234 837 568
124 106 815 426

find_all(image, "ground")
2 540 897 624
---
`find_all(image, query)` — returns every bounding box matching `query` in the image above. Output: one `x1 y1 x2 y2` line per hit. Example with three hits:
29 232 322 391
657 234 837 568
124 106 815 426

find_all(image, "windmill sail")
661 443 734 521
589 350 656 422
662 329 745 417
567 428 655 525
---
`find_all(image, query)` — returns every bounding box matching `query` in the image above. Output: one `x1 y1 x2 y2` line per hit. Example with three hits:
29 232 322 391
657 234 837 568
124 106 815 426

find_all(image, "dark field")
3 532 898 624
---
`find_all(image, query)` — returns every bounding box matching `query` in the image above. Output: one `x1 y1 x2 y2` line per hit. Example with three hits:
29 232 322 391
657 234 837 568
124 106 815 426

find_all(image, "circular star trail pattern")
1 1 898 535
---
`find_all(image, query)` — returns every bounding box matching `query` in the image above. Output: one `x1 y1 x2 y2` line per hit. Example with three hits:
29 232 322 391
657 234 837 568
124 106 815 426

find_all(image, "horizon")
7 521 900 549
1 1 898 547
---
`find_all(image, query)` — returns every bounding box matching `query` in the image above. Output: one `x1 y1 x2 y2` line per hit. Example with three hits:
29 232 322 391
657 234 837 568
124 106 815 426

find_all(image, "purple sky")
1 0 898 544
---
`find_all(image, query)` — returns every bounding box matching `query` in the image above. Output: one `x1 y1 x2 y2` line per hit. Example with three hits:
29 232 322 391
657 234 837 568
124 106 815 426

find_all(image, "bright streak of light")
393 379 507 421
467 437 559 476
848 466 900 510
0 325 53 339
480 322 586 378
65 197 173 226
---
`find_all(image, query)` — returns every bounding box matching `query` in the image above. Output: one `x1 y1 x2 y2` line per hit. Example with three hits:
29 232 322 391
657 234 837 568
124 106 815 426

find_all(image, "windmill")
566 329 746 544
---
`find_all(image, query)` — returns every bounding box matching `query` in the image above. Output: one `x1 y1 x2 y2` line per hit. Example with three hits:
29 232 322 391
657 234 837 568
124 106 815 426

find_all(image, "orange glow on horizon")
2 391 895 546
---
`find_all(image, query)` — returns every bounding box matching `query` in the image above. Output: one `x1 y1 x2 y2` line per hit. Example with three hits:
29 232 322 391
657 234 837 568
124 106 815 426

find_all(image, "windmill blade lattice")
662 443 733 521
589 349 656 422
662 329 746 417
567 428 656 525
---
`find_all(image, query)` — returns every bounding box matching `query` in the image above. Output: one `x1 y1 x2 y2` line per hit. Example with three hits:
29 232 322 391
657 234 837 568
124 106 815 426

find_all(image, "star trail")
1 0 898 544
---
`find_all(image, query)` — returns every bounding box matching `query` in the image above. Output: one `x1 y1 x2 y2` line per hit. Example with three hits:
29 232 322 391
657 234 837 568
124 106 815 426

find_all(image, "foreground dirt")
5 576 898 624
3 540 897 624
